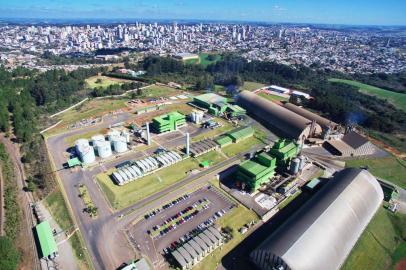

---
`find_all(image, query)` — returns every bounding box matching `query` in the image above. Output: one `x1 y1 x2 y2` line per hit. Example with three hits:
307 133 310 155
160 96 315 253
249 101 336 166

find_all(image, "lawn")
345 156 406 189
195 150 227 166
258 92 288 102
96 158 200 209
241 81 266 92
342 206 406 270
86 75 128 89
329 78 406 112
198 53 222 67
141 84 178 98
44 190 92 269
193 204 259 270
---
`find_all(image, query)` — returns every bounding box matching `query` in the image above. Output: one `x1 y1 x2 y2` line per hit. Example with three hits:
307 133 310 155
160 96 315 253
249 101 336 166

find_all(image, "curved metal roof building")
237 91 321 140
283 103 338 130
250 168 383 270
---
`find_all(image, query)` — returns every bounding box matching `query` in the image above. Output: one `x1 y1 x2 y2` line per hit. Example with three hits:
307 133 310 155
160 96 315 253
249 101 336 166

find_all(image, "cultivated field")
345 156 406 189
329 78 406 111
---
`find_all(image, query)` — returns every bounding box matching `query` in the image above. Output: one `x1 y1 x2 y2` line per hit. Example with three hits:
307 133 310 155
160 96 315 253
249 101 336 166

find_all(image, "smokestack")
146 122 151 145
186 132 190 156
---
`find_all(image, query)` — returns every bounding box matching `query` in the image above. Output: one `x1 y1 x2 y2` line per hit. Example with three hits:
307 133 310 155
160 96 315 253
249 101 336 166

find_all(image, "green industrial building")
35 220 58 258
193 93 246 117
215 126 254 148
268 139 299 168
237 152 277 191
152 111 186 133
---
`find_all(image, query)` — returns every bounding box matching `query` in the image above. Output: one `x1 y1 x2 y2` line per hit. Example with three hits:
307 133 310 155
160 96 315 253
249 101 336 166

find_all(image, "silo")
107 129 121 141
95 141 112 158
290 158 300 175
121 131 130 143
91 134 105 145
299 155 306 171
112 136 128 153
78 145 96 164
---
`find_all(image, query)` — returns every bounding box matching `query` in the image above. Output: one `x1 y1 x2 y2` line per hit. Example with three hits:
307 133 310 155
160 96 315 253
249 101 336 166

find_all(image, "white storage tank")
112 136 128 153
91 134 105 145
78 144 96 164
290 158 300 175
95 141 112 158
121 131 131 143
298 155 306 170
75 139 89 157
107 129 121 141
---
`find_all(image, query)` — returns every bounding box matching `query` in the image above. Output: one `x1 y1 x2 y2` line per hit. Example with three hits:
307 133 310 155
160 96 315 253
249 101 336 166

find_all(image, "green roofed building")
35 220 58 258
216 135 233 148
237 152 277 191
227 126 254 143
67 157 81 168
193 93 245 118
152 111 186 133
268 139 299 168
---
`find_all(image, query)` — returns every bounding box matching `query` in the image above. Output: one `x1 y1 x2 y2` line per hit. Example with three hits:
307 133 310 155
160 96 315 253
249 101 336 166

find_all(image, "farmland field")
329 78 406 111
345 156 406 189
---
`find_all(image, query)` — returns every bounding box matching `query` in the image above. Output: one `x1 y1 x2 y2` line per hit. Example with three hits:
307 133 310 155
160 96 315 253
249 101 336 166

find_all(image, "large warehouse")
250 168 383 270
237 91 321 141
283 102 338 131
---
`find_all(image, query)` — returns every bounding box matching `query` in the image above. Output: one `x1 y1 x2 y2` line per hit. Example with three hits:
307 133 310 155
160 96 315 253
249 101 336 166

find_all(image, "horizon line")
1 17 406 28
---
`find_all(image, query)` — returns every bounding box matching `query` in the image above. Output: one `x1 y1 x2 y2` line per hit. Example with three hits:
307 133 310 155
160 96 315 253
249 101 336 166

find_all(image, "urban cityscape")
1 22 405 73
0 1 405 270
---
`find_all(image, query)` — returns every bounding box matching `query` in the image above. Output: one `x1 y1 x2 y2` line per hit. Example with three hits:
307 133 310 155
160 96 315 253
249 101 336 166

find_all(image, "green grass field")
329 78 406 111
64 128 107 146
195 150 227 165
342 206 406 270
141 84 178 98
258 92 288 102
241 81 266 92
193 204 259 270
86 75 128 89
221 127 268 157
345 156 406 189
44 190 91 269
198 53 222 67
97 158 200 209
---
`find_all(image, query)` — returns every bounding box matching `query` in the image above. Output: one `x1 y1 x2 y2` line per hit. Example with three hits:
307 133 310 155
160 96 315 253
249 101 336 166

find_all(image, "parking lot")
126 186 234 269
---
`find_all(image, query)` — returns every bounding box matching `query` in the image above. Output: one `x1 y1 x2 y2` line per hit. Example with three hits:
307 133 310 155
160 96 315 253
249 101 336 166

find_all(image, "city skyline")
1 0 406 26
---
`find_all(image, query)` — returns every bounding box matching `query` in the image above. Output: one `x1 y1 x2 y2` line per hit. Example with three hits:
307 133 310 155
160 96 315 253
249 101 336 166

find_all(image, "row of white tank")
74 130 130 164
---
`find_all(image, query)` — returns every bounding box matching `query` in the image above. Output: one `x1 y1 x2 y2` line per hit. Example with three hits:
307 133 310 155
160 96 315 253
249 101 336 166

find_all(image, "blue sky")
0 0 405 25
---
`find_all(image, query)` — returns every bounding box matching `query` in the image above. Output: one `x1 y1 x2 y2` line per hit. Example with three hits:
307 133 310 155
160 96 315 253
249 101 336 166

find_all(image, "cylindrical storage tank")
75 139 90 156
112 136 128 153
299 155 306 170
290 158 300 175
107 130 121 141
96 141 112 158
121 131 130 143
91 134 105 145
78 145 96 164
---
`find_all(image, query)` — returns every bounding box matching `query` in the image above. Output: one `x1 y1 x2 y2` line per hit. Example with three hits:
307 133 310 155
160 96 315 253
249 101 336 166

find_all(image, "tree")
0 236 20 270
95 78 103 84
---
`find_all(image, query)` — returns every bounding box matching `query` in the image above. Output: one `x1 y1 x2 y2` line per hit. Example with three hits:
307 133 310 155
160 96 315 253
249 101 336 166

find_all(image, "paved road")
45 113 252 270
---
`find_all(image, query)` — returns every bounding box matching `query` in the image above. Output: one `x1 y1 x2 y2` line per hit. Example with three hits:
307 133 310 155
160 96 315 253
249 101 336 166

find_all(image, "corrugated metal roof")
251 168 383 270
35 221 58 258
237 91 319 140
283 103 337 129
